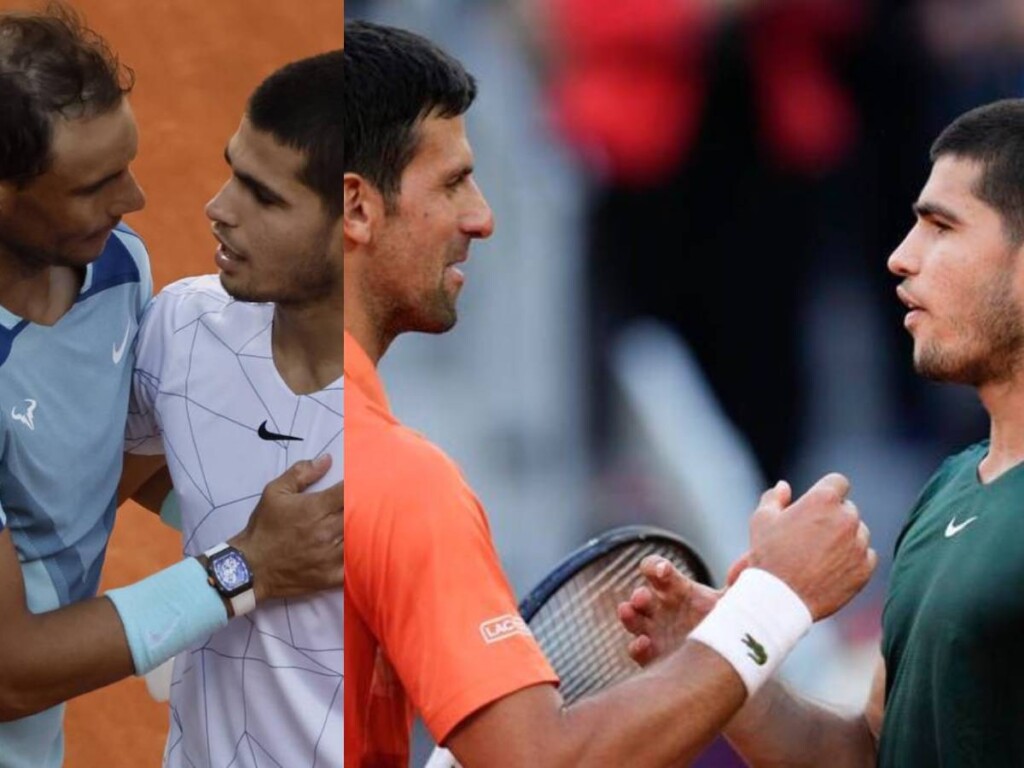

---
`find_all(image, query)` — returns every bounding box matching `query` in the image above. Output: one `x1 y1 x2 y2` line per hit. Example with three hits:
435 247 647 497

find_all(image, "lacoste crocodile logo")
742 633 767 666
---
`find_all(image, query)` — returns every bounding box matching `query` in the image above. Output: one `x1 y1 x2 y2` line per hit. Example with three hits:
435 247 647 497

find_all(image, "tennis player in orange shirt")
343 20 877 768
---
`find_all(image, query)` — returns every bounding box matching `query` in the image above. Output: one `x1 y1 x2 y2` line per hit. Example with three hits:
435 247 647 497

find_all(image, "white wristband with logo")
689 568 812 697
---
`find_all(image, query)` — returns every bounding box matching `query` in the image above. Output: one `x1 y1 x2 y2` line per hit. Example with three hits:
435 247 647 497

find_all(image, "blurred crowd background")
344 1 1024 763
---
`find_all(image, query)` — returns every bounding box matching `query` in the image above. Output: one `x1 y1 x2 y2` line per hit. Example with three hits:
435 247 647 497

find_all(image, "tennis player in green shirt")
620 98 1024 767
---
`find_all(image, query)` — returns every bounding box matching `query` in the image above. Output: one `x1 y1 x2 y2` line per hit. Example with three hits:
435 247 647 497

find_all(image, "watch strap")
230 587 257 617
202 542 256 617
204 542 230 558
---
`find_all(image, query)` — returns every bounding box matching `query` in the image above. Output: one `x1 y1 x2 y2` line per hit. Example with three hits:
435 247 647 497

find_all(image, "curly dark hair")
0 2 134 185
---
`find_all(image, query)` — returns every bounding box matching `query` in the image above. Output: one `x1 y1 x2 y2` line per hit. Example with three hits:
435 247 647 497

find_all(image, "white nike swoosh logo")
112 321 131 364
945 516 978 538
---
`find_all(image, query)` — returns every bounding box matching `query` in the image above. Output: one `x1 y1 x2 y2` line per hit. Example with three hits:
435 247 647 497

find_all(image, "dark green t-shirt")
880 441 1024 767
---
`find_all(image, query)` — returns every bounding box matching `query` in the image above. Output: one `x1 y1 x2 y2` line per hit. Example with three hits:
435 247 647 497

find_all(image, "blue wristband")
106 558 228 675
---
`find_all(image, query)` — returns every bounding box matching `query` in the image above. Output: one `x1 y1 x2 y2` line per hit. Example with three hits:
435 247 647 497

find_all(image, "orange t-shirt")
344 332 558 767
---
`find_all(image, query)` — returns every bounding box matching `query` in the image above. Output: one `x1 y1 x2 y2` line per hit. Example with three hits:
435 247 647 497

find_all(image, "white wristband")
689 568 812 697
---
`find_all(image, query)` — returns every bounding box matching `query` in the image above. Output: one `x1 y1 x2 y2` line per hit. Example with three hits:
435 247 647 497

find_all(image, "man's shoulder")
349 413 475 526
148 275 270 334
896 440 988 549
106 222 147 269
943 440 988 465
156 274 230 313
931 441 988 486
82 223 149 298
136 275 271 379
110 222 146 256
357 418 462 487
345 418 497 596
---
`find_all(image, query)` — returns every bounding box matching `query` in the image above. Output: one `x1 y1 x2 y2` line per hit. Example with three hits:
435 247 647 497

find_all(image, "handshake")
619 473 876 679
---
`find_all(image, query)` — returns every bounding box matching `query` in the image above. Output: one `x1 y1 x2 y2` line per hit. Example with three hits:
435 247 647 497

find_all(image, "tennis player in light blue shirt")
0 8 343 767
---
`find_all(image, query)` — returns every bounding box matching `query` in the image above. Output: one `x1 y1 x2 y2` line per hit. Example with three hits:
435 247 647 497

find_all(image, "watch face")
213 551 252 593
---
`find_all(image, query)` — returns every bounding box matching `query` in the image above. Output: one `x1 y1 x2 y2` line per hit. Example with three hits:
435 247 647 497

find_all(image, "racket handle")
423 747 460 768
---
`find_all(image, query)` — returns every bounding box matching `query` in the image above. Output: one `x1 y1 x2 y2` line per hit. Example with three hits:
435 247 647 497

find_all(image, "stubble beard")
0 226 90 273
386 284 457 339
373 239 461 340
221 231 335 306
426 284 458 333
914 277 1024 387
224 261 335 306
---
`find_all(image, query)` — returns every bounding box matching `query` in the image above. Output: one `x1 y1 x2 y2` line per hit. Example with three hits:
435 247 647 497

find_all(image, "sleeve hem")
429 669 560 745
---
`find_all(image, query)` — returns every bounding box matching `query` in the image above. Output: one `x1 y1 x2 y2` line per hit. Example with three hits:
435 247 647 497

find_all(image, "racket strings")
532 542 699 644
553 547 698 699
541 561 681 700
533 545 662 698
530 545 643 638
529 541 703 703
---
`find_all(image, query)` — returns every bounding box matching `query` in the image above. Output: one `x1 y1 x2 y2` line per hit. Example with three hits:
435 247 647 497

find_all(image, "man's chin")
914 353 1009 387
0 238 99 270
219 273 260 303
429 306 458 334
70 243 109 266
407 310 458 337
218 274 297 305
422 320 457 336
914 349 960 383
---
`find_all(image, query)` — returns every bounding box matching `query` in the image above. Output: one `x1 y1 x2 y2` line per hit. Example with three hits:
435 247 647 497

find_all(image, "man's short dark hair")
0 2 134 185
248 50 343 216
931 99 1024 246
343 21 477 208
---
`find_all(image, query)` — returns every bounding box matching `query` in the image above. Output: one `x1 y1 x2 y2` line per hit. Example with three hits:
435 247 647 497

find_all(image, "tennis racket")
424 525 713 768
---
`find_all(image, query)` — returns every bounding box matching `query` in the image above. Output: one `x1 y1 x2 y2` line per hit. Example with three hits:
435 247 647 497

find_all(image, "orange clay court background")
0 0 342 764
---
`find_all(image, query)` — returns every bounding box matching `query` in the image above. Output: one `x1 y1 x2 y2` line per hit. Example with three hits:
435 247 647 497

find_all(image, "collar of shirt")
344 330 392 414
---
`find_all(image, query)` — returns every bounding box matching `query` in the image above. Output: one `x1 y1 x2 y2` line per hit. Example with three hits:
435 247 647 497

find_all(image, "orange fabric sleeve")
347 430 559 745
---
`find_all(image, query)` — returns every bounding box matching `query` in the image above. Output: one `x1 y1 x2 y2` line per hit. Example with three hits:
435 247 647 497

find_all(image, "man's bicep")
125 288 174 455
124 369 163 456
0 529 30 624
445 682 562 767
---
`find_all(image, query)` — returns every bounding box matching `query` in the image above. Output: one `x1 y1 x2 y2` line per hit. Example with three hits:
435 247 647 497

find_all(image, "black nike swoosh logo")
257 421 303 442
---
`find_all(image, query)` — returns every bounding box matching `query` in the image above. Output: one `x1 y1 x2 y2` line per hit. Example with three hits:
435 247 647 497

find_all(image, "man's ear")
344 173 388 247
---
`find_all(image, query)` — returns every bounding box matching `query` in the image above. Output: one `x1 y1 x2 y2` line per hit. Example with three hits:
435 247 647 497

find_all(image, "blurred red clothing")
546 0 866 186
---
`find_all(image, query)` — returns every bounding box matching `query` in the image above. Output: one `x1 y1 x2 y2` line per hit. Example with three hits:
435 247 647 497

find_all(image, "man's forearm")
0 596 134 720
724 679 877 768
0 553 226 721
452 642 750 768
558 642 748 766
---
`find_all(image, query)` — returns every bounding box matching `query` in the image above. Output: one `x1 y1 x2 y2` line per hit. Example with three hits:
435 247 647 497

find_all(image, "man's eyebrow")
224 146 286 205
71 170 123 196
913 201 963 225
448 163 474 179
